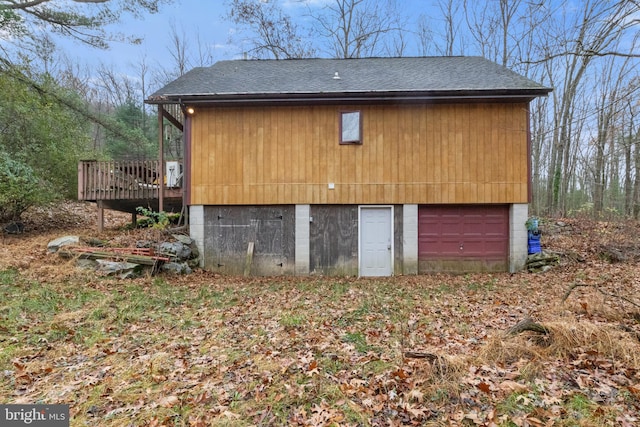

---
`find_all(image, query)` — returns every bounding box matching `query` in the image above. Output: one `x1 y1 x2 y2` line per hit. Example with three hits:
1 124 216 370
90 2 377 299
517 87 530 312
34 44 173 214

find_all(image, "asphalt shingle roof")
147 57 551 103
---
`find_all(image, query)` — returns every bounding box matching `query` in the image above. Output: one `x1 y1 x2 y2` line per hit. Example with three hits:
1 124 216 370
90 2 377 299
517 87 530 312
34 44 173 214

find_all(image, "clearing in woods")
1 202 640 426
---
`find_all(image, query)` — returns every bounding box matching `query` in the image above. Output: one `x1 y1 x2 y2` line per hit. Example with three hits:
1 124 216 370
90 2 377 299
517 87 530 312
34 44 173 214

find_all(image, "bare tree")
435 0 464 56
136 54 152 133
227 0 314 59
463 0 554 68
542 1 640 215
632 98 640 218
95 64 138 107
312 0 405 58
623 95 640 218
55 57 108 151
151 22 215 89
193 32 216 67
588 44 638 217
415 14 435 56
167 22 190 77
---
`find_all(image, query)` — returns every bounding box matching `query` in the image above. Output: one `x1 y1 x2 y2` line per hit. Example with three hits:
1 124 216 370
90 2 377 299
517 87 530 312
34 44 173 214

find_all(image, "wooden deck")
78 160 184 230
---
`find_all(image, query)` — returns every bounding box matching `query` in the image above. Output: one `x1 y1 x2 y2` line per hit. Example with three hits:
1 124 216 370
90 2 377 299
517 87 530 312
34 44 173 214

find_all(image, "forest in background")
1 0 640 222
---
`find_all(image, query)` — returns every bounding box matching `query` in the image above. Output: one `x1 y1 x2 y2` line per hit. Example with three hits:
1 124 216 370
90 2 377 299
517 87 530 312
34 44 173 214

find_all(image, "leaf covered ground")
2 203 640 426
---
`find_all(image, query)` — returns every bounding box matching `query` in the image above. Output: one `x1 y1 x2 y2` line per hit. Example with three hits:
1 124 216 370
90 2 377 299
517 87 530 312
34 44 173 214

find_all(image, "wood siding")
202 205 295 275
189 103 529 205
309 205 358 275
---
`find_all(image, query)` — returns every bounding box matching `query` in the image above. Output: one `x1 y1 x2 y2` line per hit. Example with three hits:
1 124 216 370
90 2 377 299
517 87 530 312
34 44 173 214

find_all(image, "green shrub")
136 207 180 229
0 154 48 221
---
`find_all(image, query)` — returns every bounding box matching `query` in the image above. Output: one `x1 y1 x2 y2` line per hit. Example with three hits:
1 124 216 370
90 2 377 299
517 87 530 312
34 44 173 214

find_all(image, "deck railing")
78 160 164 201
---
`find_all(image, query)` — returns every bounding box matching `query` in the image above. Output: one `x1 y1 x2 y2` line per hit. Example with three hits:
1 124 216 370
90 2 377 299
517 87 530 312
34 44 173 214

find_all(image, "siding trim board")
171 93 542 108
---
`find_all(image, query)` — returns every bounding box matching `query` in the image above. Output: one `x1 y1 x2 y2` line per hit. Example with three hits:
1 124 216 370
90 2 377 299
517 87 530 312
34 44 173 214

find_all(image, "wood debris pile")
526 251 560 272
58 246 171 272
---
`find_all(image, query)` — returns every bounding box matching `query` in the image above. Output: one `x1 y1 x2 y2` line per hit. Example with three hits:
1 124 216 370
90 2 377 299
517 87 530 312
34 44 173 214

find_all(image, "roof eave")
145 89 552 106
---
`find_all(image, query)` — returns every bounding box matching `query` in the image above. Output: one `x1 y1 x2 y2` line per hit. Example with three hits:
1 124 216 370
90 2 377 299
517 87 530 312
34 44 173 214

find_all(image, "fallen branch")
562 282 640 309
404 351 439 361
403 351 451 375
562 282 590 303
598 245 628 263
506 317 550 336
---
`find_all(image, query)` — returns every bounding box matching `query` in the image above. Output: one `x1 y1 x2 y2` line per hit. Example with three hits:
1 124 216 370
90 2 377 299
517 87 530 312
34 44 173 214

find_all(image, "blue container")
528 231 541 254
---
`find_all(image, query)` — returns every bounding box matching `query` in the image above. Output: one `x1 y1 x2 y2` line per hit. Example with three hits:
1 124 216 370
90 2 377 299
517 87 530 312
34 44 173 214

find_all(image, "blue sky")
51 0 594 95
63 0 430 73
69 1 235 69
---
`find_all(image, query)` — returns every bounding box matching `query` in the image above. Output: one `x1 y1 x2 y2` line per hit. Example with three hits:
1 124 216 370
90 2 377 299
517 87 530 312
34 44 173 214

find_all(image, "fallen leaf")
408 388 424 403
498 380 528 394
222 410 240 419
391 368 409 380
477 382 492 394
158 395 179 408
526 416 546 427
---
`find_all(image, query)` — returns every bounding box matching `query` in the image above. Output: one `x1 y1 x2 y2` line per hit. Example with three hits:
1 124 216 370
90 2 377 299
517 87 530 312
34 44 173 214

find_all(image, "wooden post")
183 112 189 212
77 161 84 200
97 201 104 233
132 211 137 228
244 219 259 276
158 105 165 212
244 242 255 277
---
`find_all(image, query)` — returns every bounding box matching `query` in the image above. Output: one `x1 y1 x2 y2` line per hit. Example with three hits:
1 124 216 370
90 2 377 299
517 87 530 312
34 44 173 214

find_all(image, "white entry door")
359 207 393 276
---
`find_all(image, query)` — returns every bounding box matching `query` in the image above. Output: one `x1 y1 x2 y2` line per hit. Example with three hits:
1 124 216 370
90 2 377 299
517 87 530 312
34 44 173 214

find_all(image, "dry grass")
482 320 640 366
2 209 640 425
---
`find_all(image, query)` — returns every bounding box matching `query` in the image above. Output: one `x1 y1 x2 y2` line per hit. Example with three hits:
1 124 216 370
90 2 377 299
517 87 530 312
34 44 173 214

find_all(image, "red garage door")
418 205 509 273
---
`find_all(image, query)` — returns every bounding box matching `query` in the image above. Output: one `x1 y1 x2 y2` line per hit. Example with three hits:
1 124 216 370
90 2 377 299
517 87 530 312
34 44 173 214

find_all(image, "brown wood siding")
189 103 529 205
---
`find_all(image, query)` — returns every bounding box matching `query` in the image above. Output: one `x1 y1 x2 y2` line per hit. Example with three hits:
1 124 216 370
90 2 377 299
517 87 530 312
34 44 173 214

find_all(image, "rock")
189 242 200 260
161 262 192 275
526 250 560 272
172 234 193 245
76 259 98 270
136 240 154 248
158 241 191 260
3 221 24 234
47 235 80 253
95 260 142 279
80 237 106 247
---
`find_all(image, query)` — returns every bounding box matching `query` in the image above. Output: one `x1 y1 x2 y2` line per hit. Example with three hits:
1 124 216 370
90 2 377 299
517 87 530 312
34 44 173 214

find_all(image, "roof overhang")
145 88 551 107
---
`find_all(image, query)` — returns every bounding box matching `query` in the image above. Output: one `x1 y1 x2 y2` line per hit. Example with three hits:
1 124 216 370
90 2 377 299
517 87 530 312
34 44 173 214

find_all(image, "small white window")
340 111 362 144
